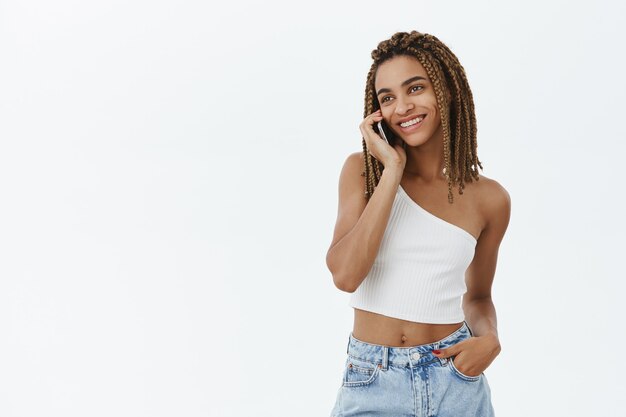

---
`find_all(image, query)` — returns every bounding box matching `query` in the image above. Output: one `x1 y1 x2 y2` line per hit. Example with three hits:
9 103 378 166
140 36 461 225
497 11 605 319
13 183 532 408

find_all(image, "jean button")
411 352 421 360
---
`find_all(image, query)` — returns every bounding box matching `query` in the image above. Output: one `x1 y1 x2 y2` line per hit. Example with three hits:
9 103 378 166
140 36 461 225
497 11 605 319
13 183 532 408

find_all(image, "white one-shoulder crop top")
348 185 477 324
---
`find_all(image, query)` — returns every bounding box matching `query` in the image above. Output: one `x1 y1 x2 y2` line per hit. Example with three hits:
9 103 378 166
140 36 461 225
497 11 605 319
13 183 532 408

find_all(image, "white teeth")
400 116 424 127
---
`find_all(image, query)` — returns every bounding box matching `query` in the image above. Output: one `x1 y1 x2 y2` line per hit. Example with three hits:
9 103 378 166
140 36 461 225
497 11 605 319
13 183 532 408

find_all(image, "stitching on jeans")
449 357 481 381
347 354 379 366
426 367 433 416
349 353 443 368
349 362 376 374
343 363 379 387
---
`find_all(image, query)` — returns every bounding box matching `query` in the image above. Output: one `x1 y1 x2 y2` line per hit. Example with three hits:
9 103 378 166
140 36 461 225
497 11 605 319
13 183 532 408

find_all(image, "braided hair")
362 31 483 204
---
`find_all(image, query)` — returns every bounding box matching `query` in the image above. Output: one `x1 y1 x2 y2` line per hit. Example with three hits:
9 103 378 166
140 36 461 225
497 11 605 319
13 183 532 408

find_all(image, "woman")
326 31 511 416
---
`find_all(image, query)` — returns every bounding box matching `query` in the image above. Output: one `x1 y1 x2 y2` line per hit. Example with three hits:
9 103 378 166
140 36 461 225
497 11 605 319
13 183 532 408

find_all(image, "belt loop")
346 333 351 354
464 320 474 337
434 341 446 366
382 346 389 371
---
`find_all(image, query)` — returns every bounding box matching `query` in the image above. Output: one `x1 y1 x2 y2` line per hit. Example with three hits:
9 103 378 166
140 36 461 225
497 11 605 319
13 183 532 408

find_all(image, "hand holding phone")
376 121 390 145
359 110 406 170
374 120 396 146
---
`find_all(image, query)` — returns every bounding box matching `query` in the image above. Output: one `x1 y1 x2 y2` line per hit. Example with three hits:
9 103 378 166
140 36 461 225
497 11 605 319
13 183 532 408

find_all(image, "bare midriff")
352 308 464 347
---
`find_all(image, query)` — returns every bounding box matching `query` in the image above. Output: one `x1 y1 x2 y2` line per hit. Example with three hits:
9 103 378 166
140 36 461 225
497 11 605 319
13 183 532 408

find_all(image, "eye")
410 85 424 93
381 96 392 103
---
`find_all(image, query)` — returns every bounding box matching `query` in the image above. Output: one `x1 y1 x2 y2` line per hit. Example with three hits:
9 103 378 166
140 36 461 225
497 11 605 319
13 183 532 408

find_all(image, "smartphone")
373 119 396 146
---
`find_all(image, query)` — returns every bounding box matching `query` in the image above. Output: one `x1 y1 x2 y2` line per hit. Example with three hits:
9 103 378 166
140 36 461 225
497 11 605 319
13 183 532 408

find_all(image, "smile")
400 115 425 127
398 114 427 132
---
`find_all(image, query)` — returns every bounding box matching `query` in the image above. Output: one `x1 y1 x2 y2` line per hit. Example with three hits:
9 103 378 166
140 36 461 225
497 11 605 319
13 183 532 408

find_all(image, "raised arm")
326 152 403 292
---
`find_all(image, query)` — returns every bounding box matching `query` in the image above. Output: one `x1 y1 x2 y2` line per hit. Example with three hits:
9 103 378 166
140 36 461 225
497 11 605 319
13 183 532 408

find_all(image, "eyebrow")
376 76 427 96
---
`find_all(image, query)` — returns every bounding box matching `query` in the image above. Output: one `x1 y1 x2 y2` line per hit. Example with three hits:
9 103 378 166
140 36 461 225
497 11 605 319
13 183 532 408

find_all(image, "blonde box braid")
361 31 483 204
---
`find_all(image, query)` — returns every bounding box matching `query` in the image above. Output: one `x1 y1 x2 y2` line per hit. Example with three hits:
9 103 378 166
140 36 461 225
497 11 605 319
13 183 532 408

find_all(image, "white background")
1 0 625 416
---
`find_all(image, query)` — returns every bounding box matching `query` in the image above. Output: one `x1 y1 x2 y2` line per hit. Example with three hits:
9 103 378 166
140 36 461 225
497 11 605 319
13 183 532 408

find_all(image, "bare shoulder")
339 151 367 190
346 150 366 169
474 174 511 237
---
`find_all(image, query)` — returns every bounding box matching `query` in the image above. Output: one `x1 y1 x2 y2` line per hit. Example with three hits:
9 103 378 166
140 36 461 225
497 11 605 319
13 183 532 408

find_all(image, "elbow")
333 273 357 293
326 258 357 293
326 249 361 293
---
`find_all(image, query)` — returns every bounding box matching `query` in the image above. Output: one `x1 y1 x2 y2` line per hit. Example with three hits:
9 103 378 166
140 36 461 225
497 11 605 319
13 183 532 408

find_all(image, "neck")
403 124 447 183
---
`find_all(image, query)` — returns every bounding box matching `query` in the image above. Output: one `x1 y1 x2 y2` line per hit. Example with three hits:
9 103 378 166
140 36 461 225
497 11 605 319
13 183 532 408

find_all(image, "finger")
360 117 384 139
432 343 461 358
362 113 383 128
365 110 382 121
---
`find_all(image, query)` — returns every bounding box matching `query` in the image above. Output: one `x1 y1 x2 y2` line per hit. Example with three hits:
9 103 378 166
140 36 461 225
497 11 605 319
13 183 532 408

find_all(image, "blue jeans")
330 321 495 417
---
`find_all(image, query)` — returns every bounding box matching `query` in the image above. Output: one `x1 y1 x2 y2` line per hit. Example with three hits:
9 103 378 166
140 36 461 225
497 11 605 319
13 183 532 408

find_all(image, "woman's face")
374 55 443 147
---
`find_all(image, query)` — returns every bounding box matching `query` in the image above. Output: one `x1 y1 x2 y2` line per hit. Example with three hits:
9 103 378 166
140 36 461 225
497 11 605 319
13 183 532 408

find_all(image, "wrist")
479 333 501 355
382 163 404 181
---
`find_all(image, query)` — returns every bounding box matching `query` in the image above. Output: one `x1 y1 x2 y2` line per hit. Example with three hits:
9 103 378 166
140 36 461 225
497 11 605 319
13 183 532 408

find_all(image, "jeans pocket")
448 356 481 382
342 356 381 387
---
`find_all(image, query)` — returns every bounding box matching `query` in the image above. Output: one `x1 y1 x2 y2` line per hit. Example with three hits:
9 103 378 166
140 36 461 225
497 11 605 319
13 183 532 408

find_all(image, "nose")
394 97 414 116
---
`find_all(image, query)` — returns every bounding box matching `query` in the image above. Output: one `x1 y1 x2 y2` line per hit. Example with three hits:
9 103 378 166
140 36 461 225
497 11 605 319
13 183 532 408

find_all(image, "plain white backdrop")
1 0 625 416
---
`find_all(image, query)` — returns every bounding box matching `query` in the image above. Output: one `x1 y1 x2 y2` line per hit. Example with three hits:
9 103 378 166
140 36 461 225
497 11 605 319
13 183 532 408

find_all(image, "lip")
397 114 426 124
397 114 427 132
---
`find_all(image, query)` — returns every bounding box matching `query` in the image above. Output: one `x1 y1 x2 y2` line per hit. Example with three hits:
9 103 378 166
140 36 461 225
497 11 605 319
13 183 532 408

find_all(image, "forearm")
463 297 500 346
328 166 403 292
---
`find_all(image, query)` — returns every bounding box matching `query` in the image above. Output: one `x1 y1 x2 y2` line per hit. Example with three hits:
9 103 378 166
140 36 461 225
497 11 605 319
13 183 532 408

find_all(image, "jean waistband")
346 321 473 370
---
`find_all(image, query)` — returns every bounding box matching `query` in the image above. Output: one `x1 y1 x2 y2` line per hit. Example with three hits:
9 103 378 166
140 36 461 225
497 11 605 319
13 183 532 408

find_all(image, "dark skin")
331 55 511 377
